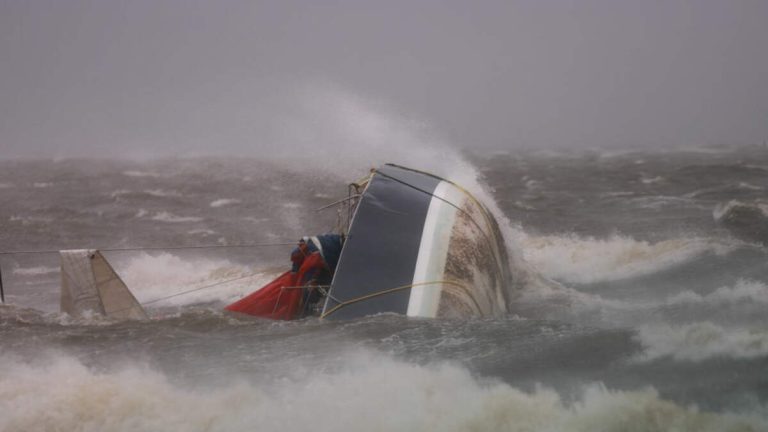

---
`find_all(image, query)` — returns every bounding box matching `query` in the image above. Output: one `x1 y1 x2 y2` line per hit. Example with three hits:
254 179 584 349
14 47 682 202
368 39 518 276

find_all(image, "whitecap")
243 217 269 223
636 322 768 361
210 198 241 208
521 234 735 284
117 252 271 306
666 280 768 306
12 266 59 276
738 182 763 191
640 176 663 184
0 351 764 432
714 200 768 221
8 215 53 225
145 189 183 197
122 170 164 178
110 189 132 199
150 212 203 223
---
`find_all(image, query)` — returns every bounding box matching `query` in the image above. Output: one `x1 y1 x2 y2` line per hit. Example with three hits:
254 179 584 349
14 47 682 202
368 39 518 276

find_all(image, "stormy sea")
1 145 767 431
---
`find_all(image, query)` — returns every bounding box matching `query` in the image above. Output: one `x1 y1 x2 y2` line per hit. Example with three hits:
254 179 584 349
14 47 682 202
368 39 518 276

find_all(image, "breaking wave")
122 170 165 178
714 200 768 222
210 198 241 208
12 265 58 276
111 189 184 199
150 212 203 223
1 351 764 432
636 322 768 362
117 252 275 307
666 279 768 307
714 200 768 245
520 234 735 284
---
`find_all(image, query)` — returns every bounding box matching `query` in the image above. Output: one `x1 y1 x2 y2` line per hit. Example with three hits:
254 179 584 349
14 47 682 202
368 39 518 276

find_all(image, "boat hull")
322 164 510 319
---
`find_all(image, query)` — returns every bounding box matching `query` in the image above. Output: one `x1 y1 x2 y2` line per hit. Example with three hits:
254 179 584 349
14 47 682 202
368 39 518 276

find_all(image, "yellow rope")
320 279 467 318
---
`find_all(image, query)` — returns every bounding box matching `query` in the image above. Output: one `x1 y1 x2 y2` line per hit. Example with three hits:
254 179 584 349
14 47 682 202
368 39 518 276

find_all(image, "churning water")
1 146 767 431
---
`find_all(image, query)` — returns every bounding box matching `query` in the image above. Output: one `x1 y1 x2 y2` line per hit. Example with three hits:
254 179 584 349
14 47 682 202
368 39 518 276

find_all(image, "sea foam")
117 252 274 307
210 198 241 208
666 279 768 307
12 266 59 276
0 351 763 432
636 322 768 361
520 234 734 284
150 212 203 223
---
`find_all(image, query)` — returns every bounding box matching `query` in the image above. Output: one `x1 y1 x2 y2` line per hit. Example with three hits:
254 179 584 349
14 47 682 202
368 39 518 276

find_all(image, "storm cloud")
1 0 767 157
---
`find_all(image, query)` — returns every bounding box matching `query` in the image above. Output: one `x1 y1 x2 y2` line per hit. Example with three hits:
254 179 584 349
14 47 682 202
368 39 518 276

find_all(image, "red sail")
224 271 303 320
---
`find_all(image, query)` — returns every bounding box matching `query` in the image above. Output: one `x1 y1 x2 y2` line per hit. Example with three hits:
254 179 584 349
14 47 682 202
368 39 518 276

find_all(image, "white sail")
60 249 147 320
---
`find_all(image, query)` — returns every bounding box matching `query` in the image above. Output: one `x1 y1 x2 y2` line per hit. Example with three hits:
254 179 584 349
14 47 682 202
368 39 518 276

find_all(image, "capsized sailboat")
226 164 512 320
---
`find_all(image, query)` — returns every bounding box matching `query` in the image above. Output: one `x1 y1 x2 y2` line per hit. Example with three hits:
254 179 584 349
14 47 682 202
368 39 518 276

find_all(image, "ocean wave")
187 228 217 236
210 198 241 208
145 189 183 197
714 200 768 245
0 351 763 432
109 189 132 198
12 266 58 276
8 214 54 225
666 279 768 306
520 234 734 284
627 195 700 210
714 200 768 221
122 170 165 178
640 175 664 185
111 189 184 199
150 212 203 223
636 322 768 361
243 216 270 223
118 252 274 307
686 183 765 199
0 182 13 188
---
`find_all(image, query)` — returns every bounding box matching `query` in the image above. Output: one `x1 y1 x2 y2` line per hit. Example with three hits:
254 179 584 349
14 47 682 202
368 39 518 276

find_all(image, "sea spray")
0 350 764 432
117 252 275 307
519 234 738 284
636 322 768 361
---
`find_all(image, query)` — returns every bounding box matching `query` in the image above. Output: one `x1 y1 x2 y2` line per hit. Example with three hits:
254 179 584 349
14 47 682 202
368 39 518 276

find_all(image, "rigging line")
106 271 266 317
315 194 361 211
384 163 504 247
140 271 264 307
373 170 506 283
0 241 297 256
320 279 469 319
378 166 497 239
374 170 487 235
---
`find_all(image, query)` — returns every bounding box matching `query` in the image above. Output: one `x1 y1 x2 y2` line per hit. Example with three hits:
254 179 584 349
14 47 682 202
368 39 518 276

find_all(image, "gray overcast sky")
1 0 767 158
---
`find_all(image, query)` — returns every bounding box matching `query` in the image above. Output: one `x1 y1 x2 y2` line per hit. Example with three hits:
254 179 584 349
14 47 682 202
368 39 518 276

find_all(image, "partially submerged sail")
60 249 147 319
224 271 303 320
